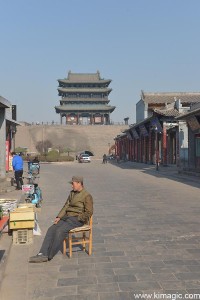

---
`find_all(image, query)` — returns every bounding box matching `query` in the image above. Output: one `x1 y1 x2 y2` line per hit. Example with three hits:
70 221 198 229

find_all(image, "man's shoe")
29 254 48 263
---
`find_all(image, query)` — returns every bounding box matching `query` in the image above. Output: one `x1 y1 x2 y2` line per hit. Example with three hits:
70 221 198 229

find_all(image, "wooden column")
143 136 146 163
162 123 167 165
108 113 110 125
135 139 138 161
140 137 142 162
148 130 152 163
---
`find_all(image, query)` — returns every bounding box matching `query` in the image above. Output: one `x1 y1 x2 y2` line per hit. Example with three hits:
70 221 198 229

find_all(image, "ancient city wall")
15 124 128 159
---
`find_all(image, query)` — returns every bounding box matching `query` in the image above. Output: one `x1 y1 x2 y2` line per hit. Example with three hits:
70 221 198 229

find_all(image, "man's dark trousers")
40 216 84 260
15 170 23 189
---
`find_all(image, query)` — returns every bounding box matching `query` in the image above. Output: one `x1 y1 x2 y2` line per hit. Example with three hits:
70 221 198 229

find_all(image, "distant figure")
102 154 107 164
32 156 40 164
11 152 24 190
27 154 31 171
31 156 40 174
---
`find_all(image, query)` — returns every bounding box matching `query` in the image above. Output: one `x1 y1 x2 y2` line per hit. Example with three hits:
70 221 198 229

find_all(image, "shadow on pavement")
0 250 5 263
109 160 200 189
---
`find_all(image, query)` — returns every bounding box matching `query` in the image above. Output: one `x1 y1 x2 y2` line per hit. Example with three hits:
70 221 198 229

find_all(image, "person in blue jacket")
11 152 24 190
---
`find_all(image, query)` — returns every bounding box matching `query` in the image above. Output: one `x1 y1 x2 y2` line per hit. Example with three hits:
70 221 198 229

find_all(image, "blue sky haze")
1 0 200 124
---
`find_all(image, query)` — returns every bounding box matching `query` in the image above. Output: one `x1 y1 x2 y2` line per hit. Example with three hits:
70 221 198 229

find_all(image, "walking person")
102 154 107 164
11 152 24 190
29 175 93 263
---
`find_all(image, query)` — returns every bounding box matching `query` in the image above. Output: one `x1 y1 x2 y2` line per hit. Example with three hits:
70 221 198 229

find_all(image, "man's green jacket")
57 188 93 223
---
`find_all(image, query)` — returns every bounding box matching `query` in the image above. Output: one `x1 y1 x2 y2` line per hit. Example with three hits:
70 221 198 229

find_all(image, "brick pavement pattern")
0 161 200 299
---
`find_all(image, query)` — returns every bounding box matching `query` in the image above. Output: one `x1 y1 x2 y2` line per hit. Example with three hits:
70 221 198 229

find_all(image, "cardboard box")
9 210 35 229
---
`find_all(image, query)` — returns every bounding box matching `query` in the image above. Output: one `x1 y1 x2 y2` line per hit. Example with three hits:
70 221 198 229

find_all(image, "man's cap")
69 176 83 184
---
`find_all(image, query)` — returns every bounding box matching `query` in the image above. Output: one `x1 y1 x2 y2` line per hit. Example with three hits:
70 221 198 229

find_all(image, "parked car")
78 154 91 163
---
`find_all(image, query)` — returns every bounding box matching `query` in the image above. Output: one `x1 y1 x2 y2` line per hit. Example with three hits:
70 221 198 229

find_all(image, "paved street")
1 160 200 299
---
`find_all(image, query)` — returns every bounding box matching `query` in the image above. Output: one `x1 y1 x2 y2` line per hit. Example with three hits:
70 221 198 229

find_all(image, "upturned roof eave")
58 79 112 85
128 110 179 131
153 108 181 117
55 105 115 113
0 96 11 108
176 108 200 120
60 98 109 103
58 87 112 93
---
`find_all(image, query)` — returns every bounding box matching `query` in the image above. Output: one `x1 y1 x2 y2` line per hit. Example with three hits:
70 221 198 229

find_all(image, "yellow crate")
10 220 35 229
9 211 35 229
10 211 34 221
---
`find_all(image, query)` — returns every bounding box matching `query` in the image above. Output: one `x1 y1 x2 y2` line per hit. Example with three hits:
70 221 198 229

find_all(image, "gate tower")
55 71 116 125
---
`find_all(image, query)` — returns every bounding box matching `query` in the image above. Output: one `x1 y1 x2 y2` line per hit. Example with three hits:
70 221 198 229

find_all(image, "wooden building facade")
177 103 200 171
0 96 19 177
115 92 200 168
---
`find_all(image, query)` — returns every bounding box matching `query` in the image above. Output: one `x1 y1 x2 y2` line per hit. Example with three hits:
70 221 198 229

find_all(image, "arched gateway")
55 71 116 125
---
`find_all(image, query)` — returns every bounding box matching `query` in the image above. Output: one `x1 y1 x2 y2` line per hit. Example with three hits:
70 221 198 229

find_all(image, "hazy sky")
1 0 200 124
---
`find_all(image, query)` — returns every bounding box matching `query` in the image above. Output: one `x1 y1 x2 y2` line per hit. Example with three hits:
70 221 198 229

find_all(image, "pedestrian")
31 156 40 174
102 154 107 164
11 152 24 190
29 175 93 263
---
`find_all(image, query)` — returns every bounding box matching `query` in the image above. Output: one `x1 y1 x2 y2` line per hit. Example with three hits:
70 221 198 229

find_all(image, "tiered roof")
55 71 116 115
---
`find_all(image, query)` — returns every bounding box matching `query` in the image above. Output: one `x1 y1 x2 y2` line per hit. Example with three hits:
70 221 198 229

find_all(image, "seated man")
29 175 93 263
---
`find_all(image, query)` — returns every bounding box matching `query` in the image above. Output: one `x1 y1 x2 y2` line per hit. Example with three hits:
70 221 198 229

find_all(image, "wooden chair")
63 216 93 258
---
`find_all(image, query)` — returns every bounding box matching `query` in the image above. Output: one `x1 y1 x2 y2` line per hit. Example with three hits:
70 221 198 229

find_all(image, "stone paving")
0 160 200 299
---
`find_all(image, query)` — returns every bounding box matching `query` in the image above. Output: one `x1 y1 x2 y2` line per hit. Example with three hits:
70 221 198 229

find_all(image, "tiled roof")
153 108 182 117
128 108 180 131
68 72 99 81
58 78 111 85
55 104 116 113
58 87 112 94
0 96 10 108
141 92 200 104
58 71 111 83
176 107 200 119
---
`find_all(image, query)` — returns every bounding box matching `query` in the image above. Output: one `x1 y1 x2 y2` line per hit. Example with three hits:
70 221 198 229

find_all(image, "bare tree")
36 140 52 154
